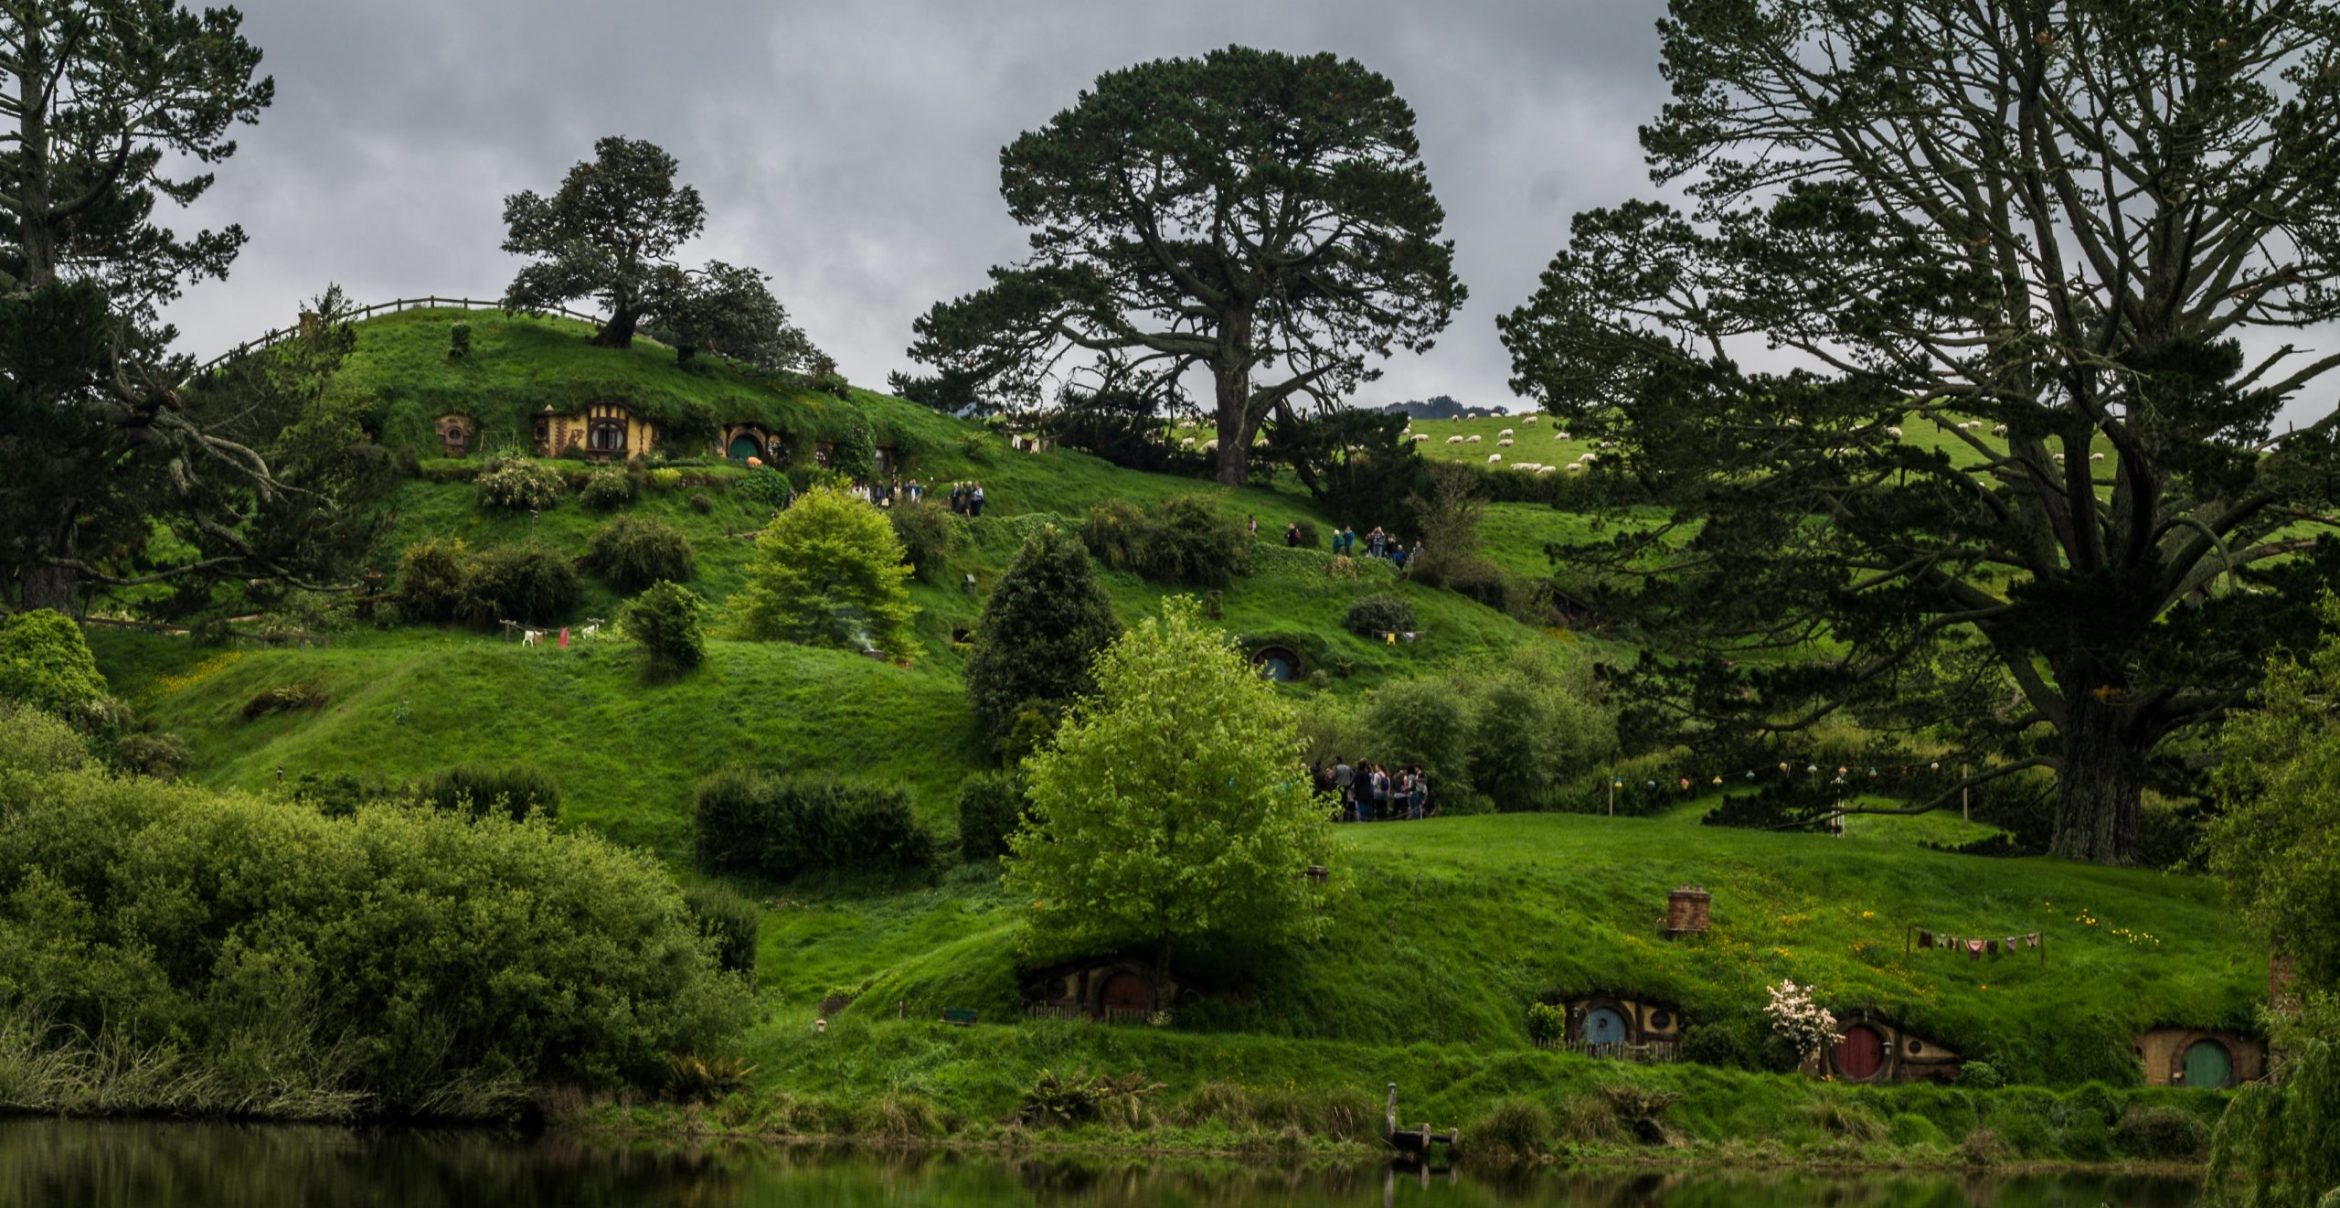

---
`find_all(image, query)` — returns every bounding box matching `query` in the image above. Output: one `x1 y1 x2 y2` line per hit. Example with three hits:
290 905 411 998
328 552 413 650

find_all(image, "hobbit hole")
1250 645 1302 683
433 414 477 457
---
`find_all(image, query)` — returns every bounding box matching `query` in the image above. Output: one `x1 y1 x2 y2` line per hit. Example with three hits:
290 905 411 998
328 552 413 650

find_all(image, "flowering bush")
1764 978 1842 1062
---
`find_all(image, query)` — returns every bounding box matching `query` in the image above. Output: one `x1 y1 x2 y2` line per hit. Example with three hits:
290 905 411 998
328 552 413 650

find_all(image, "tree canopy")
964 524 1120 751
905 45 1465 485
1499 0 2340 864
729 486 918 659
501 136 705 349
1003 597 1332 991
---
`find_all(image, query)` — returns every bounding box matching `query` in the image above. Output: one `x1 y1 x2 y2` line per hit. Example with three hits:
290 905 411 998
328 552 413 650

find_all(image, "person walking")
969 482 986 517
1248 514 1259 536
1409 767 1429 820
1332 756 1355 822
1286 522 1304 548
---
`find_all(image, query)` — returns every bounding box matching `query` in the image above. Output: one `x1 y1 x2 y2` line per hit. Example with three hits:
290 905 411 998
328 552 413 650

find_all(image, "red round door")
1098 972 1151 1013
1834 1024 1885 1081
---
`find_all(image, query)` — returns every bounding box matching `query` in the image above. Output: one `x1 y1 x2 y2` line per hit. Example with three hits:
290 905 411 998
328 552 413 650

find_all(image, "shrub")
395 537 472 623
1343 593 1416 639
416 764 561 822
462 543 580 626
688 491 715 513
682 884 760 978
2113 1104 2210 1160
1960 1060 2005 1089
1175 1080 1255 1126
956 771 1026 862
692 770 938 880
623 581 708 677
1080 494 1249 586
474 457 565 511
1289 519 1320 548
580 466 635 510
1888 1112 1946 1148
586 516 696 591
663 1053 757 1103
730 486 918 658
1801 1098 1887 1143
1525 1001 1566 1045
0 766 752 1116
647 467 683 491
0 702 91 775
0 609 113 722
730 463 795 510
1677 1021 1758 1069
448 322 471 359
111 731 191 780
1467 1097 1554 1165
887 497 956 581
965 525 1121 747
243 681 328 720
1362 676 1474 797
1017 1069 1161 1130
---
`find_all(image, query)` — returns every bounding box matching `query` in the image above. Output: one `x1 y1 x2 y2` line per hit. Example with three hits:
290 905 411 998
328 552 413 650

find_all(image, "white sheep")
1960 420 1982 431
1410 433 1431 442
1566 462 1586 473
1523 415 1541 425
1992 423 2010 435
2089 452 2106 461
1579 453 1598 465
1498 428 1515 439
1467 434 1483 444
1202 439 1219 453
1785 417 1804 427
1179 436 1195 448
1512 461 1540 472
1487 453 1503 464
2053 453 2066 463
1885 426 1904 438
1498 438 1514 448
1446 434 1465 445
1554 430 1569 441
1536 465 1557 475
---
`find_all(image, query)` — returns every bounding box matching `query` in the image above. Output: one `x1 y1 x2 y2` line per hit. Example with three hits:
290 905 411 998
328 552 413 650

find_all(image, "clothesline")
1907 924 2048 966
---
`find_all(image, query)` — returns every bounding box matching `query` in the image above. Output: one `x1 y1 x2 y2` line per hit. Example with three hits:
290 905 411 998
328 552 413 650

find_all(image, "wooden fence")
1533 1037 1680 1063
186 296 605 381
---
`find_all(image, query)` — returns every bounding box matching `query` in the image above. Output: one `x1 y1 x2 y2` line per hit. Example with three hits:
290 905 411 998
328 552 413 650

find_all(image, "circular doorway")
2182 1038 2233 1089
729 432 766 462
1098 971 1151 1015
1251 646 1302 682
1834 1024 1886 1082
1582 1005 1629 1047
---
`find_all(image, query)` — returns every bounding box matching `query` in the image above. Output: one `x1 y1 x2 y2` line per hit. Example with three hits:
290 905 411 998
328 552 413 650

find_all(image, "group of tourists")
1315 757 1432 822
946 481 987 516
863 478 925 507
1324 524 1421 567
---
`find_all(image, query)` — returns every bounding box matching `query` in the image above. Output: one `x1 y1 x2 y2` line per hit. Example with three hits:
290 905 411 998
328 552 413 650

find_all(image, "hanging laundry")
1918 930 1934 949
1967 939 1984 961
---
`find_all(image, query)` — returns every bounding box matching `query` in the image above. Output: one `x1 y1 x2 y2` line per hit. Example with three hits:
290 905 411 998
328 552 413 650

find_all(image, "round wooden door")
1098 972 1150 1013
1835 1024 1886 1081
1583 1006 1629 1046
729 433 764 462
2182 1039 2233 1088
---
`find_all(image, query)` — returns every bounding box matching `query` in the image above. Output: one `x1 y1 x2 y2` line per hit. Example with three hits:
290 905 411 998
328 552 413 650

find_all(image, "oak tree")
501 136 705 350
907 45 1465 485
1499 0 2340 863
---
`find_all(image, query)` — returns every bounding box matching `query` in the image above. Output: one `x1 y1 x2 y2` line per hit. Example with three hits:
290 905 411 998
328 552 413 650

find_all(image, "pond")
0 1119 2204 1207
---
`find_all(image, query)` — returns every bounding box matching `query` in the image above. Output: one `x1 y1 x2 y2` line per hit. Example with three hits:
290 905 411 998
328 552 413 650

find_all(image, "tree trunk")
591 307 640 349
20 564 79 615
1212 369 1250 486
2049 690 2147 864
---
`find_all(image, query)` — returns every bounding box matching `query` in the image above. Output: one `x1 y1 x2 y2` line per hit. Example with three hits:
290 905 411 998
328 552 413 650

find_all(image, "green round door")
729 433 764 462
2182 1039 2233 1088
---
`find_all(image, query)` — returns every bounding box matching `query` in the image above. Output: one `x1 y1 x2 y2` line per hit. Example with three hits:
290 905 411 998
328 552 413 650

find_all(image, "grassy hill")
83 308 2266 1155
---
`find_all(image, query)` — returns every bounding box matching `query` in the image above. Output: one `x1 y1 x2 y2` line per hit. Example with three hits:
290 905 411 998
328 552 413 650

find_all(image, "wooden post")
1607 777 1615 817
1961 764 1970 824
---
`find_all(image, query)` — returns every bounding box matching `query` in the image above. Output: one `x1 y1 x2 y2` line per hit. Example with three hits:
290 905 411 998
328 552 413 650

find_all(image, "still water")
0 1120 2202 1207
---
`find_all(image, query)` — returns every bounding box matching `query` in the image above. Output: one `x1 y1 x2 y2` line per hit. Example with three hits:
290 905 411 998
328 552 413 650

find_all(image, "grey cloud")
168 0 1676 410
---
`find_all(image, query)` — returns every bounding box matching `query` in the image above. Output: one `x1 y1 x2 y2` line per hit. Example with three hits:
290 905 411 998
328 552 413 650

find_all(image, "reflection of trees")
0 1124 2206 1208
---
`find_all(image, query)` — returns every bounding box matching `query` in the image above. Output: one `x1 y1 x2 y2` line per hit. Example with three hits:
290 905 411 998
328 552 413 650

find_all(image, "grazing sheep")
1579 453 1598 465
1467 434 1484 444
1512 462 1540 472
1961 420 1982 431
1203 439 1219 453
2089 452 2106 461
1523 415 1541 425
1411 433 1431 442
1487 453 1503 464
1446 435 1465 445
1498 428 1515 438
1498 438 1515 447
1180 436 1195 447
1885 425 1904 438
1566 462 1586 473
1537 465 1557 475
2053 453 2066 462
1992 423 2010 435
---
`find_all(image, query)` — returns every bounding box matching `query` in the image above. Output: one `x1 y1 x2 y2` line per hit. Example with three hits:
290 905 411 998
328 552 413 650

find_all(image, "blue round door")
1584 1006 1629 1046
2182 1039 2233 1089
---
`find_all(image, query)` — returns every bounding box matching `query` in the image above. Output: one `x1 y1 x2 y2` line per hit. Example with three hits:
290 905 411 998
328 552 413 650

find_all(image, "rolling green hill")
83 307 2264 1157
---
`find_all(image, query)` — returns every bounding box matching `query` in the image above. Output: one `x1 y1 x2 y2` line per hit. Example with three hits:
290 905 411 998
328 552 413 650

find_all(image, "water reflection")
0 1120 2201 1207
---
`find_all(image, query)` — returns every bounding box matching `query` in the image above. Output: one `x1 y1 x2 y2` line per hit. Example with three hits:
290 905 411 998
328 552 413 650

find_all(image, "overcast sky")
161 0 1671 412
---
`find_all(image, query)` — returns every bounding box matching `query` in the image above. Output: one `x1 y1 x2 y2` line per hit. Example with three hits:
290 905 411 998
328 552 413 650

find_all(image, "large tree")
905 45 1465 486
1003 597 1332 998
500 135 706 350
0 2 388 614
1499 0 2340 864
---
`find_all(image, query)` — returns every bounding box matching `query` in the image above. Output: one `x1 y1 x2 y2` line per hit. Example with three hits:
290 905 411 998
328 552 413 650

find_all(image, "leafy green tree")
1498 1 2340 864
0 609 110 718
906 45 1465 486
622 580 708 677
1004 598 1332 996
661 260 820 373
965 525 1120 748
730 486 917 658
2 6 384 614
501 136 706 349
